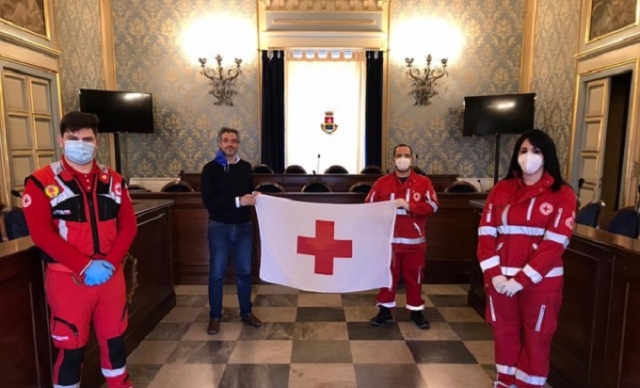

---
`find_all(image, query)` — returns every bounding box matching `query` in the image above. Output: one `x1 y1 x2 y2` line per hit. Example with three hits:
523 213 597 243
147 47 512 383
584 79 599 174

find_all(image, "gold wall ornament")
405 55 448 106
320 111 338 134
198 55 242 106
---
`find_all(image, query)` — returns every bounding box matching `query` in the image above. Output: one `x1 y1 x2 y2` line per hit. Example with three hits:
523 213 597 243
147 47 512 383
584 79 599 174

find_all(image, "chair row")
255 181 373 194
576 200 640 239
253 164 385 175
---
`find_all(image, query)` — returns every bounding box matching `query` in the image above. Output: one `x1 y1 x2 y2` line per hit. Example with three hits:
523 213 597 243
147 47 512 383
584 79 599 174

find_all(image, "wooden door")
1 69 56 205
576 79 610 206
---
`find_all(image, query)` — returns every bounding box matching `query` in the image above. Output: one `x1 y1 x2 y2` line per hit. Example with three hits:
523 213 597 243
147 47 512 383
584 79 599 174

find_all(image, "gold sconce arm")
199 55 243 106
405 55 448 106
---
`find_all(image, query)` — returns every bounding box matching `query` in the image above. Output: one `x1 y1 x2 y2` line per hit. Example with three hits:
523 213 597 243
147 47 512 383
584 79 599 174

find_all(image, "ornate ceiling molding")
259 0 388 11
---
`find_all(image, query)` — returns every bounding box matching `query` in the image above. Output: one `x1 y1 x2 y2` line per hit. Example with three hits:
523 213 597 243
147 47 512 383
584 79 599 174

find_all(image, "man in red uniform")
366 144 438 329
22 111 137 388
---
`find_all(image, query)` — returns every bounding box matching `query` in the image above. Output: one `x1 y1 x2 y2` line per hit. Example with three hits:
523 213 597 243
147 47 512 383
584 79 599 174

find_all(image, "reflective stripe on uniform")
391 237 425 244
515 369 547 386
496 364 517 375
478 226 497 237
544 230 569 248
480 255 500 272
523 264 543 284
497 225 545 236
102 366 127 377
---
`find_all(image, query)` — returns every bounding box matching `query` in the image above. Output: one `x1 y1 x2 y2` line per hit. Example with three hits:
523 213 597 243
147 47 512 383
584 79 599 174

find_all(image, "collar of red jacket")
513 170 554 191
61 155 99 177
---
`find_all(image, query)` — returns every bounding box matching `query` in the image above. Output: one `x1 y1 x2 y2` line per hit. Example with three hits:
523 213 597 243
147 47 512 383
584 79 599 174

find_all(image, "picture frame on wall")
578 0 640 55
0 0 47 37
588 0 638 41
0 0 56 52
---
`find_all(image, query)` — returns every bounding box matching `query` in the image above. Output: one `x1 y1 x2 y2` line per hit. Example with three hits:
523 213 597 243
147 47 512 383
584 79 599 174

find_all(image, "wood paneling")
131 191 487 285
0 200 176 388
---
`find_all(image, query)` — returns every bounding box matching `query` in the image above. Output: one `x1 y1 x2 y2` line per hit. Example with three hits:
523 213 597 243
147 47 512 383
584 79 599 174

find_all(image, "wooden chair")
160 180 195 193
255 182 285 193
301 181 332 193
576 200 605 228
284 165 307 174
413 166 427 176
360 165 383 174
324 165 348 174
605 206 640 238
348 182 373 194
445 181 478 193
252 164 274 174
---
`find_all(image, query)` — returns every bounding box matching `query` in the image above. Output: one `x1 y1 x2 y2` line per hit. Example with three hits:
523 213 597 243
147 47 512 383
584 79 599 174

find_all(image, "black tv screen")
79 89 154 133
463 93 535 136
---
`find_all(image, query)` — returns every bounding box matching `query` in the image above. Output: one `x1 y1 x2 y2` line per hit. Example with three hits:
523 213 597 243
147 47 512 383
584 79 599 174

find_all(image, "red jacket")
366 170 438 251
22 157 137 275
477 172 576 288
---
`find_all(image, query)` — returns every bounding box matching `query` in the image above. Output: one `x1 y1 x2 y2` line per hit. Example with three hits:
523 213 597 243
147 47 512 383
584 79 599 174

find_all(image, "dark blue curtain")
365 51 384 167
261 50 285 173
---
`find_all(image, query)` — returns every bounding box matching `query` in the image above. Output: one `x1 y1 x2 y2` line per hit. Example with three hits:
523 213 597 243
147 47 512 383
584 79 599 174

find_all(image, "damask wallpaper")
53 0 111 165
387 0 526 178
104 0 577 180
531 0 581 176
111 0 259 179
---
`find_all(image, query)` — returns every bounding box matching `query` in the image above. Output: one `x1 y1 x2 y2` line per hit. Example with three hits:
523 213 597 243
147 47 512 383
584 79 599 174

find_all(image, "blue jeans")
207 220 253 319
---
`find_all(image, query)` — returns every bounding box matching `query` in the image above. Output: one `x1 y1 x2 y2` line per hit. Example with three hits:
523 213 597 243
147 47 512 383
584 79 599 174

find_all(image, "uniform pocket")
51 316 80 349
487 296 497 322
534 304 546 332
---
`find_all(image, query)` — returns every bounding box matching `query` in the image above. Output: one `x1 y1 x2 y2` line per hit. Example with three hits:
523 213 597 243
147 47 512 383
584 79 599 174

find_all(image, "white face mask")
395 156 412 172
518 152 544 175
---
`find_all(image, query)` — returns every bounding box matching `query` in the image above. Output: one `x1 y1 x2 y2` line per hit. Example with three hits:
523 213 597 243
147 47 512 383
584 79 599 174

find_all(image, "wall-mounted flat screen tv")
463 93 535 136
79 89 154 133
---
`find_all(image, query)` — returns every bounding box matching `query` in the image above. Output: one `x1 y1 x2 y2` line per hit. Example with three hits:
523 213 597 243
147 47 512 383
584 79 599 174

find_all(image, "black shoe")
410 311 430 329
370 306 393 326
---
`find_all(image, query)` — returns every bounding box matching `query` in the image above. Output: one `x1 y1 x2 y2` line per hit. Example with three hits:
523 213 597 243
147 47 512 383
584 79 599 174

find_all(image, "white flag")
255 194 396 293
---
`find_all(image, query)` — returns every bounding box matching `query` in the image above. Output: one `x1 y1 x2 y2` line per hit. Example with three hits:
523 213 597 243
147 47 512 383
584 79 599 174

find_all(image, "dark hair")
217 127 240 143
393 143 412 157
505 129 566 192
60 111 99 135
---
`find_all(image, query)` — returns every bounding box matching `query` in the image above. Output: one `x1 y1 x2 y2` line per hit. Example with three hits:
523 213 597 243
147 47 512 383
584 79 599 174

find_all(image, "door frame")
569 60 638 207
0 60 61 205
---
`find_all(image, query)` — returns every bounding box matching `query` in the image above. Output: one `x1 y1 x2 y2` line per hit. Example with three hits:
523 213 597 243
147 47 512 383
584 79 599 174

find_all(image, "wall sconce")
198 55 242 106
405 55 448 106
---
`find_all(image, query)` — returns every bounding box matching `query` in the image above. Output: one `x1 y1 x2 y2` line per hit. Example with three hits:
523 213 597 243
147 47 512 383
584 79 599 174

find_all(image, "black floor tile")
449 322 495 341
125 364 162 388
219 364 290 388
406 340 477 364
175 294 209 308
354 364 427 388
144 322 191 341
296 307 346 322
347 322 405 341
253 294 299 307
341 293 375 306
429 295 469 307
291 340 353 363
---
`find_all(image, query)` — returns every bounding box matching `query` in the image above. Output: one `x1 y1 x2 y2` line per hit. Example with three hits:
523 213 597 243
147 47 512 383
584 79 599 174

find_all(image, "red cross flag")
255 195 396 292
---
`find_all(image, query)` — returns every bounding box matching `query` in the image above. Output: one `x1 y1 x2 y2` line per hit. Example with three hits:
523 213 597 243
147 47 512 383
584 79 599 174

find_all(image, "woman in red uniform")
477 130 576 388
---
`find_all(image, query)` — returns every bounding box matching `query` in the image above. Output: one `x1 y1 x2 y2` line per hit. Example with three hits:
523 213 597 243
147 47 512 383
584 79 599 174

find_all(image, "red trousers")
376 248 425 310
485 279 562 388
46 265 131 388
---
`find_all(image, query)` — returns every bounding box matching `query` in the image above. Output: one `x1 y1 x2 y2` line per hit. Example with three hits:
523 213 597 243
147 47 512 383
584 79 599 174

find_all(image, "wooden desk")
0 200 176 388
468 200 640 388
131 191 487 285
180 172 459 193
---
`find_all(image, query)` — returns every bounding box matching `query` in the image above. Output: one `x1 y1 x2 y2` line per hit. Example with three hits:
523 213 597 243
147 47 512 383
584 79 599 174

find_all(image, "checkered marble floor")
120 284 552 388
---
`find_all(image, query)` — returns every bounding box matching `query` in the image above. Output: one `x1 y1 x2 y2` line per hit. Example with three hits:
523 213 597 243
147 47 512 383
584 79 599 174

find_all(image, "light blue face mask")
64 140 95 165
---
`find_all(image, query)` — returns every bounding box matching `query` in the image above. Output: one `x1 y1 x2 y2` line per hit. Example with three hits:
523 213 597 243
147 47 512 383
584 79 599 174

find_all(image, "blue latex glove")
84 260 115 286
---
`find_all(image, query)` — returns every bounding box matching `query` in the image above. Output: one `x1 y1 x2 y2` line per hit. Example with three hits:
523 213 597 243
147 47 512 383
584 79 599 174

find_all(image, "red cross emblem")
565 217 574 229
539 202 553 216
297 220 353 275
114 183 122 196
